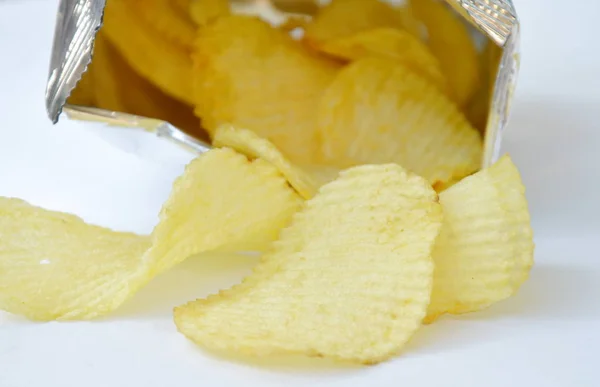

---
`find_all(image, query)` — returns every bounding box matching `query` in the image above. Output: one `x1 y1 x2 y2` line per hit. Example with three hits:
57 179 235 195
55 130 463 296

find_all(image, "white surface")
1 0 599 386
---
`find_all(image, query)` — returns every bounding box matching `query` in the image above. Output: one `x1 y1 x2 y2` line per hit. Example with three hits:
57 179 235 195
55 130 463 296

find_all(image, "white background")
1 0 599 386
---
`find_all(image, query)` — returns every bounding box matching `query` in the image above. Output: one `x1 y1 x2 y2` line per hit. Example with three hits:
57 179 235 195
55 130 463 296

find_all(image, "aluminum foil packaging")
45 0 519 167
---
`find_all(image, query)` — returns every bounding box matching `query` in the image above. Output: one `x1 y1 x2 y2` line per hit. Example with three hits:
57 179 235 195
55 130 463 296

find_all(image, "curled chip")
315 27 447 91
0 149 302 320
174 164 442 364
304 0 420 47
148 148 303 274
409 0 480 107
91 33 201 137
189 0 231 26
426 155 534 323
192 15 340 164
213 125 339 199
102 0 194 104
317 57 482 186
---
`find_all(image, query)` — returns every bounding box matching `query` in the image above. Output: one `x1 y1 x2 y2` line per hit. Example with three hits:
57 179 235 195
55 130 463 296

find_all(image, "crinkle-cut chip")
102 0 194 104
0 197 152 321
304 0 415 47
425 155 534 323
174 164 442 364
0 149 302 321
91 33 202 137
317 27 447 91
148 148 303 275
409 0 480 107
133 0 197 49
192 15 340 164
317 57 482 186
212 125 339 199
189 0 231 25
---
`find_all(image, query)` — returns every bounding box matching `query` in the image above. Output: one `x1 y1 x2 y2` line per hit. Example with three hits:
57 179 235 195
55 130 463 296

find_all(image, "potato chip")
0 149 302 320
192 15 340 164
212 125 339 199
304 0 420 47
425 155 534 323
317 57 482 186
174 164 442 364
102 0 194 104
148 148 303 275
189 0 231 26
135 0 197 49
91 33 202 137
0 198 151 321
409 0 480 107
316 27 447 90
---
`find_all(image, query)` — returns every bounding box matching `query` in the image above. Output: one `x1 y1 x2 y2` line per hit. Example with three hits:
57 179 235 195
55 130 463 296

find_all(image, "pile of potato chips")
1 0 533 365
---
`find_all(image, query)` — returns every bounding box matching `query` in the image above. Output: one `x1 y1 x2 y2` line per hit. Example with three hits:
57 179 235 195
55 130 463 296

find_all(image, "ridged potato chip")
426 155 534 323
213 125 339 199
91 33 201 137
304 0 420 47
316 27 447 90
174 164 442 364
318 57 482 186
189 0 231 26
148 148 303 275
410 0 480 107
0 149 302 320
102 0 194 104
192 15 340 164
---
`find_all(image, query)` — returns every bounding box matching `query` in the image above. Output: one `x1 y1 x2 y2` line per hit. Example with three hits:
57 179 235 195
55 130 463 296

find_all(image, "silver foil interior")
45 0 520 167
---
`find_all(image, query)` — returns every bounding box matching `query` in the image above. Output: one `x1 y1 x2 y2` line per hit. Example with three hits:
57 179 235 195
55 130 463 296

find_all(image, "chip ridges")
426 155 534 322
318 57 482 186
175 163 442 364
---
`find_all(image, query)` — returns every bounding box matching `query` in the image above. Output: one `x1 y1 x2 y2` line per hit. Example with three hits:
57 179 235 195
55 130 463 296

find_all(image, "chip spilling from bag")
426 155 534 323
174 163 443 364
0 149 301 320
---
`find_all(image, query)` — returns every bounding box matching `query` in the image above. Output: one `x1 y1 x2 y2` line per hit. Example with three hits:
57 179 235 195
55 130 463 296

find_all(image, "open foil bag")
44 0 519 167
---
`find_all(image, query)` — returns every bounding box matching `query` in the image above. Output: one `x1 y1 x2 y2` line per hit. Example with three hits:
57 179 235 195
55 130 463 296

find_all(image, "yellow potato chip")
174 164 442 364
304 0 419 47
0 149 302 320
189 0 231 26
212 125 339 199
148 148 303 275
102 0 194 104
192 15 340 164
317 57 482 186
0 198 151 321
425 155 534 323
91 33 202 137
410 0 480 107
135 0 197 49
317 27 447 91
